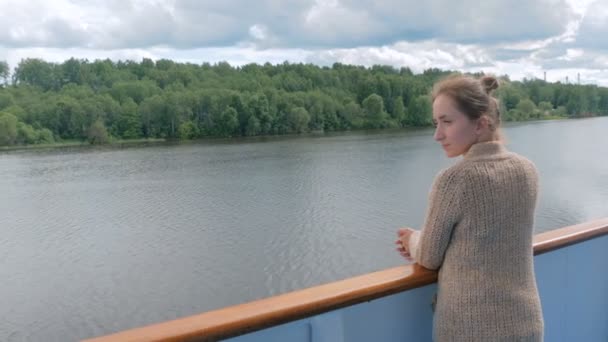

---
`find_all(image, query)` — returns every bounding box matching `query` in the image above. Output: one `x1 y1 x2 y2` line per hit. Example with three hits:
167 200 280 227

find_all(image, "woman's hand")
395 228 415 261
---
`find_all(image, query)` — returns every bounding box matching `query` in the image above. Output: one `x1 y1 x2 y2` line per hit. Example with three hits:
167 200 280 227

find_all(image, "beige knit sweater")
409 141 544 341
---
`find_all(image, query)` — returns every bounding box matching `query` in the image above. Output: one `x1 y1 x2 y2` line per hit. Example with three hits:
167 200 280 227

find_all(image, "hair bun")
481 76 499 94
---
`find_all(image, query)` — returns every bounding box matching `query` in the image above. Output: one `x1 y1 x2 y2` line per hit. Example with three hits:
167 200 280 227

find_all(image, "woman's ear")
476 115 490 134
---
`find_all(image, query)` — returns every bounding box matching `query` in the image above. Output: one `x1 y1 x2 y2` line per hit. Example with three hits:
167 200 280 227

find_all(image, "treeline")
0 58 607 146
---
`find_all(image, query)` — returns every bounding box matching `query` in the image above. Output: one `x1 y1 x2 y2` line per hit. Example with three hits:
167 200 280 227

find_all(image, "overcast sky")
0 0 606 85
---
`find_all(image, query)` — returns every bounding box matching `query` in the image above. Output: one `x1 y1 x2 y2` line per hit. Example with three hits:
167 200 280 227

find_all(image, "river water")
1 117 607 341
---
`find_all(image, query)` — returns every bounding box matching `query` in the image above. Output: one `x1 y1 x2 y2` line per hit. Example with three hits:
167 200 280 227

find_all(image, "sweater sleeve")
413 168 462 270
408 230 420 259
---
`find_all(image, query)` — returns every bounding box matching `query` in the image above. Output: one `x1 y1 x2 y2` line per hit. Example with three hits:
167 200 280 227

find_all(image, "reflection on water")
0 117 607 341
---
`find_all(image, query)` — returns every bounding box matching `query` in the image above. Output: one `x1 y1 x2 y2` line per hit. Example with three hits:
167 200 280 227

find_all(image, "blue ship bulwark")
84 218 608 342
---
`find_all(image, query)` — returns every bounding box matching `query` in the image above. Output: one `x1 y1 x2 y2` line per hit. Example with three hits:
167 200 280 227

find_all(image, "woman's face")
432 94 479 158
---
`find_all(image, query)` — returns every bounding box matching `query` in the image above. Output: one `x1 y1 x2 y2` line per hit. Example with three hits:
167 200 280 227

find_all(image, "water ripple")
1 117 607 340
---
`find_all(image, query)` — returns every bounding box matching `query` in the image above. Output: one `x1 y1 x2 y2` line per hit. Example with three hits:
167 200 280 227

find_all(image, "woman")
395 75 544 341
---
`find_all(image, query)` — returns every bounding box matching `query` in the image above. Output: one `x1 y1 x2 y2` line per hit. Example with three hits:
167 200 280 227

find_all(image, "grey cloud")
92 1 235 49
99 2 177 48
533 45 572 60
0 6 89 48
0 0 577 50
43 18 87 46
227 0 576 48
286 0 576 47
489 49 535 62
539 50 608 70
575 0 608 49
89 0 314 48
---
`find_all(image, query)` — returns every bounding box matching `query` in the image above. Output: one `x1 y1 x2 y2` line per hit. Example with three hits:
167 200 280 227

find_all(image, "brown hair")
432 74 502 134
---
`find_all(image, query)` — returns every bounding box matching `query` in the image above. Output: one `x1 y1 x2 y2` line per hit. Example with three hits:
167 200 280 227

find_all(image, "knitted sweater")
409 141 544 341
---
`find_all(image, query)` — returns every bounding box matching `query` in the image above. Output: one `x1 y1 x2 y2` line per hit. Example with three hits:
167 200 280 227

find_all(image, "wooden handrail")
84 217 608 342
533 217 608 255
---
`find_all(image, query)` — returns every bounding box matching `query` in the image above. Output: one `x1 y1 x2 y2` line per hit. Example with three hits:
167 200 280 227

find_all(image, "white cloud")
565 0 596 15
307 41 495 74
0 46 311 71
0 0 607 85
563 48 584 60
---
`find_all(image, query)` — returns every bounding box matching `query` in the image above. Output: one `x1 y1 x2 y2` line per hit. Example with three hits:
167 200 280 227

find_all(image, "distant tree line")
0 58 606 146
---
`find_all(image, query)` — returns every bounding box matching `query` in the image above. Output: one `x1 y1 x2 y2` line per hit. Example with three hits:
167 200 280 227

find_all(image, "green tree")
362 93 387 128
356 76 377 103
163 91 193 138
538 86 555 104
37 128 54 144
0 112 19 145
2 57 608 143
0 93 14 110
405 95 432 126
13 58 57 90
246 94 272 134
306 94 325 131
0 61 9 85
114 98 141 139
566 88 589 117
88 118 109 144
16 122 39 144
286 107 310 133
538 101 553 116
339 102 364 129
60 58 84 86
51 95 87 138
110 80 160 104
245 115 261 136
505 109 522 121
139 95 166 138
178 120 199 139
516 99 538 119
554 106 567 117
391 96 406 124
216 106 239 136
497 84 523 111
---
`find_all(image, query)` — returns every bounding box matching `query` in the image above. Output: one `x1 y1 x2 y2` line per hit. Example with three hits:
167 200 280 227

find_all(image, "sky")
0 0 606 85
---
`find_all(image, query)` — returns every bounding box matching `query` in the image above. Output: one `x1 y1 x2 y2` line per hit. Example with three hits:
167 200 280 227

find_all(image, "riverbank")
0 138 167 153
0 115 578 153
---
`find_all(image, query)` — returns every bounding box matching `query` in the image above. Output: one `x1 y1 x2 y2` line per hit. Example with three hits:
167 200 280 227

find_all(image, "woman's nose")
434 127 444 141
